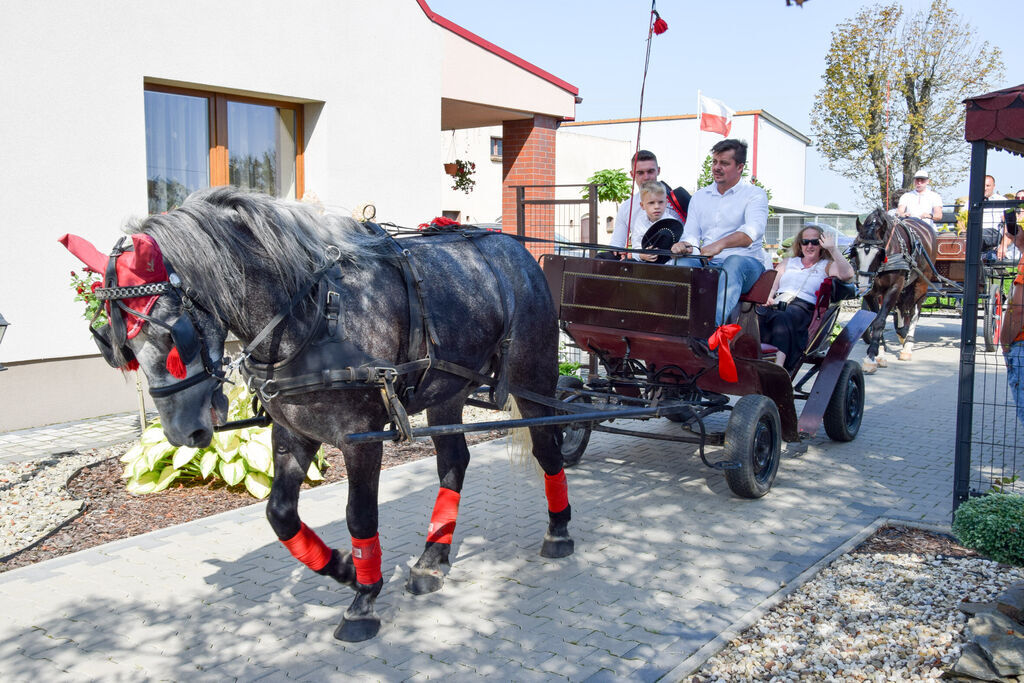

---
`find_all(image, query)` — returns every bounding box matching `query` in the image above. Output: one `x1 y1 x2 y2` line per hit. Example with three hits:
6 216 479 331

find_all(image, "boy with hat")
637 181 684 264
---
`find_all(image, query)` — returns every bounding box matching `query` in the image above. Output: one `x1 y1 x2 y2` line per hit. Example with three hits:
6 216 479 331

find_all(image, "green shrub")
120 372 325 499
581 169 632 204
558 361 581 376
952 493 1024 566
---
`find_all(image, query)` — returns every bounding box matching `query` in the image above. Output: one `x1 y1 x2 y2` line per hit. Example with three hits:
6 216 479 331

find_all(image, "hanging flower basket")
450 159 476 194
443 162 459 176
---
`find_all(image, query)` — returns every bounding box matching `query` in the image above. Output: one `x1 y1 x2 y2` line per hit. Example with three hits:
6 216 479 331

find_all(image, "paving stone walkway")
0 317 969 681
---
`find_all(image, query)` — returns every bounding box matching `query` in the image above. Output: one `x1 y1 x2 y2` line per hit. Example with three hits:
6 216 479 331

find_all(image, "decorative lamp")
0 312 8 371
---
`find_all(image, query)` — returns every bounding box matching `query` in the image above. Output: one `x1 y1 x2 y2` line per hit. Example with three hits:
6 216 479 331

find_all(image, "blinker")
170 315 200 364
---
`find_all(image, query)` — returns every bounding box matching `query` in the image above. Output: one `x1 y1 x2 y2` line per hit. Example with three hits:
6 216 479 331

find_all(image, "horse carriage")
542 254 874 498
59 189 872 641
929 227 1016 352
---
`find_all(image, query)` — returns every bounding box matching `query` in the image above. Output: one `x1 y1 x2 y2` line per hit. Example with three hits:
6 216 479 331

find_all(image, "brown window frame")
144 83 305 199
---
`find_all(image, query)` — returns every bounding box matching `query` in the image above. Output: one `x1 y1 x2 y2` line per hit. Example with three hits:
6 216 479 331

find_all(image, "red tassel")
124 359 139 372
652 11 668 35
165 347 187 379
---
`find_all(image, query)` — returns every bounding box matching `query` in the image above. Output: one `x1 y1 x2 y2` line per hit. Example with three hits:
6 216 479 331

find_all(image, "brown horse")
850 209 937 371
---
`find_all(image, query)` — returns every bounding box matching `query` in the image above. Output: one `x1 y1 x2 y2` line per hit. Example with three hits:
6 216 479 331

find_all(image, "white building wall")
554 132 633 243
1 0 439 366
754 118 807 209
0 0 442 429
439 126 505 225
561 112 808 209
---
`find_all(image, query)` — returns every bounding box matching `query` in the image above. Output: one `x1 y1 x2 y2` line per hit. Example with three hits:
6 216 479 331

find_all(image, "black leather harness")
240 224 516 441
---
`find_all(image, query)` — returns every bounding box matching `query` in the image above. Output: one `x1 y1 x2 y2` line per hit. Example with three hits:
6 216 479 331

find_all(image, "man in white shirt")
609 150 683 260
897 170 942 226
670 139 768 326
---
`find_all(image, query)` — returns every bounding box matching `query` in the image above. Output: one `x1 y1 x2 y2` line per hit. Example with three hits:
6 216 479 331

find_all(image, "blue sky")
427 0 1022 211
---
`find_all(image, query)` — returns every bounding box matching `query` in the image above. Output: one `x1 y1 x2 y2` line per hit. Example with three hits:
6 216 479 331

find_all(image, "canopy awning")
964 83 1024 156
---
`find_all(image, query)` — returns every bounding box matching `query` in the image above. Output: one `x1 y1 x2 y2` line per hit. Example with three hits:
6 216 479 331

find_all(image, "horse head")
61 232 229 447
851 209 891 291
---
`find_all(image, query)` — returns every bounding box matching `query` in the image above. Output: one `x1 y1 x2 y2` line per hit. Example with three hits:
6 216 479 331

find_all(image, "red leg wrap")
426 487 461 544
544 469 569 513
351 534 382 585
280 522 331 572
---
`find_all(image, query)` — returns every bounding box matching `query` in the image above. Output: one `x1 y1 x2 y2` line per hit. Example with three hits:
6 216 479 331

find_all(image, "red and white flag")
698 94 734 137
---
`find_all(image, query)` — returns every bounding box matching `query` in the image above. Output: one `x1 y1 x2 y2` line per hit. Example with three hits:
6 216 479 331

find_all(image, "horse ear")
125 234 168 280
58 233 107 273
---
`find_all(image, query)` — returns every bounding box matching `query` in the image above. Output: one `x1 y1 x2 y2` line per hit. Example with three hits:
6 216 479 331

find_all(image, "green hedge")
952 493 1024 566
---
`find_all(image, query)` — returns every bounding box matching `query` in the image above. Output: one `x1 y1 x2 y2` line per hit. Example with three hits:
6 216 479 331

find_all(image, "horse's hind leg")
515 397 575 559
267 426 355 588
408 398 469 595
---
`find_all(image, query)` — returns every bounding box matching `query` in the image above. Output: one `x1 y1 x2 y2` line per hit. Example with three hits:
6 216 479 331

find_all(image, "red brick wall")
502 115 557 258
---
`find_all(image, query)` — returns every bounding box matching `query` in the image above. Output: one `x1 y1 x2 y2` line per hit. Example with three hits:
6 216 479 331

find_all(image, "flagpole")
695 90 702 189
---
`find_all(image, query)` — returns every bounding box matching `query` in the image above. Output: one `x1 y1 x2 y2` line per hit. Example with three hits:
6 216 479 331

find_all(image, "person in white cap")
897 170 942 226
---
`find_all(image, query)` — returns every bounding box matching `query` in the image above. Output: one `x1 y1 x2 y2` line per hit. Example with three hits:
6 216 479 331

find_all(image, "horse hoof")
876 357 888 368
862 361 877 375
406 567 444 595
898 352 912 361
334 615 381 642
540 534 575 558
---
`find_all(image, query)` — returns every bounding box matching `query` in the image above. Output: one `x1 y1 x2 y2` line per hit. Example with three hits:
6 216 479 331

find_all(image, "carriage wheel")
724 395 781 499
983 283 1002 353
556 376 591 467
823 360 865 442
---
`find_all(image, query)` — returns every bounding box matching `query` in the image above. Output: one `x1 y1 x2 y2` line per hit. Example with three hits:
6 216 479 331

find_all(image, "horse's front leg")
407 400 470 595
515 397 575 559
334 441 385 642
267 426 355 587
896 284 927 361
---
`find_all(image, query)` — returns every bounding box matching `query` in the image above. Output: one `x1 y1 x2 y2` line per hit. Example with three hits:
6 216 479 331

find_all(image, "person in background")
999 205 1024 426
670 138 767 326
609 150 682 260
760 223 855 372
897 170 942 227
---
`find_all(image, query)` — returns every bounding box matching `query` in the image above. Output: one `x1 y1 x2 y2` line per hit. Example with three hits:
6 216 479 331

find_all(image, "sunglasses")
801 238 821 246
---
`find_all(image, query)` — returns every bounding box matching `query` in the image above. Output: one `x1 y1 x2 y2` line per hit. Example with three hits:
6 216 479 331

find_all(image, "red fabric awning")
964 83 1024 157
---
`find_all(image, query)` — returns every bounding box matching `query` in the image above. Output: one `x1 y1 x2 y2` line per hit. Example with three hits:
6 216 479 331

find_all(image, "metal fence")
765 213 859 248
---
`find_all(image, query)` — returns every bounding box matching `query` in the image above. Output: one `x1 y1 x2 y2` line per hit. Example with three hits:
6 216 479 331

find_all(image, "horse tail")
505 395 544 476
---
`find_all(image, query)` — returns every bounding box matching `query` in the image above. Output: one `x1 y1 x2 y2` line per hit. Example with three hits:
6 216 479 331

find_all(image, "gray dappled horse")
850 209 937 372
60 188 574 642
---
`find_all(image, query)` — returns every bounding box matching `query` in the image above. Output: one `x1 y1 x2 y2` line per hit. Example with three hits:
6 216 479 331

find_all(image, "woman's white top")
776 256 830 305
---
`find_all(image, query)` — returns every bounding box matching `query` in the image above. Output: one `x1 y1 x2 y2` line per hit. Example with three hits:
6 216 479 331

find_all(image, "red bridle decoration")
165 346 187 379
280 522 332 572
544 470 569 514
351 534 382 585
708 324 742 382
426 487 460 545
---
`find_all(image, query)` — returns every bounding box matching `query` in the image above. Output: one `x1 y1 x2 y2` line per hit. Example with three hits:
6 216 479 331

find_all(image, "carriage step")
708 460 742 471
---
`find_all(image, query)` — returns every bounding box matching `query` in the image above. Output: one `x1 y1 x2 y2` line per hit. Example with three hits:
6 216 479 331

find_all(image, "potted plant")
450 159 476 194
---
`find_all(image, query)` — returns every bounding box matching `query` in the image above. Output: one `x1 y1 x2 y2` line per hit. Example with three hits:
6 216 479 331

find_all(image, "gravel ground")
690 542 1024 681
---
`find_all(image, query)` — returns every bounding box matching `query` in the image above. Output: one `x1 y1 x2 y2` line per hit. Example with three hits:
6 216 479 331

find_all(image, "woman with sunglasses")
759 224 855 372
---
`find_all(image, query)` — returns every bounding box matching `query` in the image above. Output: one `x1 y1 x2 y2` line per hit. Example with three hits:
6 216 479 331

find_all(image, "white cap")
914 169 929 180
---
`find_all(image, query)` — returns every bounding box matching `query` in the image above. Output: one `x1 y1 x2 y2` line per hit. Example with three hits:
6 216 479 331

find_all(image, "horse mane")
129 187 393 323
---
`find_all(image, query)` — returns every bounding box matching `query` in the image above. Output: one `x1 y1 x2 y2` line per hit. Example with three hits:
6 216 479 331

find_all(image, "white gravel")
0 447 124 558
691 551 1024 681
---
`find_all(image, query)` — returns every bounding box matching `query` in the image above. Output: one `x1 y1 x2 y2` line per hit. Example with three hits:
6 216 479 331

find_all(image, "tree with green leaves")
811 0 1003 208
581 168 632 204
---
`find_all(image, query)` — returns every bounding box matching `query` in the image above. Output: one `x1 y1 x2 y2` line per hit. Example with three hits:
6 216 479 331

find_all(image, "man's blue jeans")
1004 342 1024 427
674 254 765 326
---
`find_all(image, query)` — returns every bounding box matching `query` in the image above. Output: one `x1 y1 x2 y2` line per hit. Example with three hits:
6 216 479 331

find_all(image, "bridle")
92 237 226 398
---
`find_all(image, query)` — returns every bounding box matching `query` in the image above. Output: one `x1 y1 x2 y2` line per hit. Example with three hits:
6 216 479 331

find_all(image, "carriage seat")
760 277 857 364
739 269 778 305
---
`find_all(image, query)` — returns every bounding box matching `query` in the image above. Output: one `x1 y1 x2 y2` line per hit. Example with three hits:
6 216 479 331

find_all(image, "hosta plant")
120 374 325 499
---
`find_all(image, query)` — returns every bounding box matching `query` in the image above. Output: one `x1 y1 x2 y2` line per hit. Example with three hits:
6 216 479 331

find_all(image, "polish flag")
698 94 734 137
